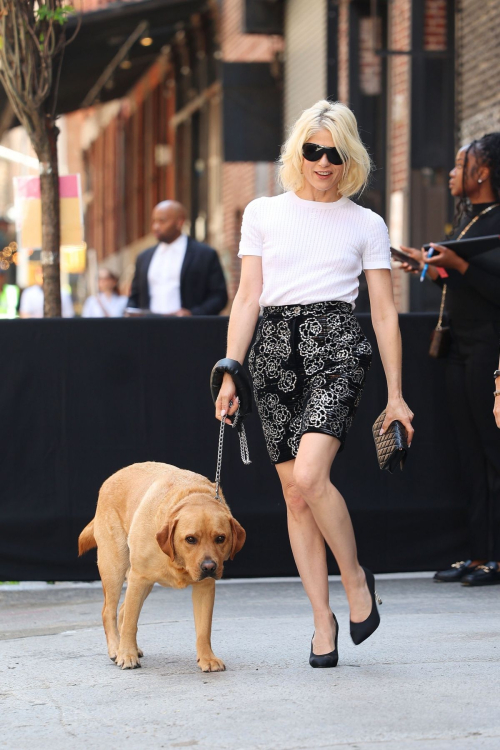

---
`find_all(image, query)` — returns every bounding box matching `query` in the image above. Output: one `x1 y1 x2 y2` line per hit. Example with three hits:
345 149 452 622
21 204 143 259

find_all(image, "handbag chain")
436 203 499 327
436 285 447 330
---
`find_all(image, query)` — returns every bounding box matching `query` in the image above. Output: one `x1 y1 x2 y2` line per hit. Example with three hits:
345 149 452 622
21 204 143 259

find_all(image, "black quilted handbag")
372 411 408 473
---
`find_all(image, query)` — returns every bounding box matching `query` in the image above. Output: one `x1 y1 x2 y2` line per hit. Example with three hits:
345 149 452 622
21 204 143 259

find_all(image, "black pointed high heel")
349 566 382 646
309 612 339 668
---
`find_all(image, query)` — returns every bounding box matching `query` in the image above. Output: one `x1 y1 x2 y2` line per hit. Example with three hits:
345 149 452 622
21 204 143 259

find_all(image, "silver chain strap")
214 414 226 501
214 402 251 501
238 423 251 465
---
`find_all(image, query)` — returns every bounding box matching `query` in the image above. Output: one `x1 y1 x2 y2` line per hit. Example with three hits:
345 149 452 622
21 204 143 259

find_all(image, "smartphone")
390 247 422 271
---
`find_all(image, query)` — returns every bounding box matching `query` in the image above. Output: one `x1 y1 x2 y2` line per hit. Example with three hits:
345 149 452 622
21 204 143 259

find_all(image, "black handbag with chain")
428 205 499 358
429 284 451 358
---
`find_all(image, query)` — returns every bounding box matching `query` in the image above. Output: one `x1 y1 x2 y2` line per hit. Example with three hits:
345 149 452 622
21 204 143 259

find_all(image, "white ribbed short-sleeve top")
238 191 391 308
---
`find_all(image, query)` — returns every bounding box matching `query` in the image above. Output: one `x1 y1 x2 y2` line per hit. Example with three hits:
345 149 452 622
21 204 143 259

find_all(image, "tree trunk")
38 117 61 318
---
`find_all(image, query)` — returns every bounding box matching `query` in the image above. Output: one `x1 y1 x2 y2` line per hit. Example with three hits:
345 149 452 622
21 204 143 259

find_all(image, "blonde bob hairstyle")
278 100 372 197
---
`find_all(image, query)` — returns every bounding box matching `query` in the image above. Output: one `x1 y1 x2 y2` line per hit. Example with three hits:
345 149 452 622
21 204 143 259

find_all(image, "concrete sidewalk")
0 576 499 750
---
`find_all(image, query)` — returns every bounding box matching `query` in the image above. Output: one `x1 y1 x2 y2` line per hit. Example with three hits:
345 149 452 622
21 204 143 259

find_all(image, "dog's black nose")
200 558 217 573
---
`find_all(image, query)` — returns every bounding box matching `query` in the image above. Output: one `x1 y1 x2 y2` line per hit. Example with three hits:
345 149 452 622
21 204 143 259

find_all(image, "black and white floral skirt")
248 301 372 464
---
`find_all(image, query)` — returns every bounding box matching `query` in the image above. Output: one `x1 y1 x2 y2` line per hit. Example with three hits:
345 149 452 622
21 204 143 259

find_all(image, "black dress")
436 202 500 560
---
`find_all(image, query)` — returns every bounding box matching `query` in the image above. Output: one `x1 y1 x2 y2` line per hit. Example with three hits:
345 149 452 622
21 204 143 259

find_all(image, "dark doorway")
348 0 389 311
409 0 455 312
349 0 388 218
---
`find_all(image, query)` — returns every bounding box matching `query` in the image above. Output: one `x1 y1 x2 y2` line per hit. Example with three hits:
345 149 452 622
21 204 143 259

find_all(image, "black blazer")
127 237 228 315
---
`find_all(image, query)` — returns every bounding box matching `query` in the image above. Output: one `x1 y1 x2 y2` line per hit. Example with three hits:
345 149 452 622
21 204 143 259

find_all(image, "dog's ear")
229 517 246 560
156 518 178 561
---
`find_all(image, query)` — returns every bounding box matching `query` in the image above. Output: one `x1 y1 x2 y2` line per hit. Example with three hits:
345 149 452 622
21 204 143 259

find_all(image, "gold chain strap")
456 204 499 241
436 285 447 329
435 204 499 328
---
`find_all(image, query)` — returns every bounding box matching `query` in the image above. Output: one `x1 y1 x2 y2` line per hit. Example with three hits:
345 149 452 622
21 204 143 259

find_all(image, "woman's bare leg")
276 459 337 655
292 432 373 623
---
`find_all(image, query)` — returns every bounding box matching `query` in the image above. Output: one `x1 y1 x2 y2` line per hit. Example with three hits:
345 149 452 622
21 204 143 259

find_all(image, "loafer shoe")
434 560 476 582
461 561 500 587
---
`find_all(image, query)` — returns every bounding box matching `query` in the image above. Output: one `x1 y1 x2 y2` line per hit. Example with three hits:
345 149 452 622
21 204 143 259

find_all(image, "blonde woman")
215 101 414 667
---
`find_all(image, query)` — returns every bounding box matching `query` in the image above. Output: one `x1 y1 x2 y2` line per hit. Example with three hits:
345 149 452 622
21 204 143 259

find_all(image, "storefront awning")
0 0 206 127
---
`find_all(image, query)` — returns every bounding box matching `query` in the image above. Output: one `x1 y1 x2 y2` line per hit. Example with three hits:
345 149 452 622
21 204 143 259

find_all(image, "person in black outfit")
127 201 227 316
401 133 500 586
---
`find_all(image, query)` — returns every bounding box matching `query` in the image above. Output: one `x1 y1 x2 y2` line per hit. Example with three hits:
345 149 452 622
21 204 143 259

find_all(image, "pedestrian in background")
20 265 74 318
400 132 500 586
0 215 14 251
216 100 414 667
127 200 227 316
0 268 19 319
82 269 127 318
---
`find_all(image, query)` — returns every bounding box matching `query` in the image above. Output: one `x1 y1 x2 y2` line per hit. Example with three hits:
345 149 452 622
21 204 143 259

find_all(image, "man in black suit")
127 201 227 316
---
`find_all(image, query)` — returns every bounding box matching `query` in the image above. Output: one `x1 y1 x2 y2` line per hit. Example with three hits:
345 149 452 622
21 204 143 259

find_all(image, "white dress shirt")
82 293 128 318
147 235 188 314
20 285 74 318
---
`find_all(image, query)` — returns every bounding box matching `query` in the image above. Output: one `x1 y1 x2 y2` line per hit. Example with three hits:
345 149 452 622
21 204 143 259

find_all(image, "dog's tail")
78 519 97 556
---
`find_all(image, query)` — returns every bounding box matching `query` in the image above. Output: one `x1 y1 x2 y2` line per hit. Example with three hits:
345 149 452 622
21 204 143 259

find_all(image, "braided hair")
452 141 475 228
452 132 500 230
475 132 500 201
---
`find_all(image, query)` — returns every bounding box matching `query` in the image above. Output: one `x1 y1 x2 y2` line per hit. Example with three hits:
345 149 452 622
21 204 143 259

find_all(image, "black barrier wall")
0 316 468 580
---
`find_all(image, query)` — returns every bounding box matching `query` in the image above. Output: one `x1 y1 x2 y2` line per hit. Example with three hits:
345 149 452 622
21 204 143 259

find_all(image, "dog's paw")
115 650 141 670
198 656 226 673
137 647 144 658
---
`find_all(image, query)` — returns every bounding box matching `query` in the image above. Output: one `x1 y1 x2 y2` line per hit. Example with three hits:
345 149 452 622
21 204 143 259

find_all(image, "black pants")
446 319 500 560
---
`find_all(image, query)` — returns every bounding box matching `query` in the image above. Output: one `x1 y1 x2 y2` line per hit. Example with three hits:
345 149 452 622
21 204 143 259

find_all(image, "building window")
359 16 382 96
424 0 447 51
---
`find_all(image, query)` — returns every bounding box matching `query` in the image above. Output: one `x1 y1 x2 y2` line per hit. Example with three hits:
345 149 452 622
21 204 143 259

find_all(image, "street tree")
0 2 79 316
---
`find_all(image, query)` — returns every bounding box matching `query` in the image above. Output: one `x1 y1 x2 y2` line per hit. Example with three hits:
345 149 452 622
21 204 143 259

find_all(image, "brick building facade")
2 0 499 312
329 0 499 311
456 0 500 143
57 0 283 303
219 0 283 300
387 0 412 312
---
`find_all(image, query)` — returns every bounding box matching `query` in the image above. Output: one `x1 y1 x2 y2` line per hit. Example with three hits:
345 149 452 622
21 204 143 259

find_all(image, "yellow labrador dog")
78 462 245 672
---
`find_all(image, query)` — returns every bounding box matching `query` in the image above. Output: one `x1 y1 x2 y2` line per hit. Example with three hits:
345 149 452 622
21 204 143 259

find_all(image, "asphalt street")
0 575 499 750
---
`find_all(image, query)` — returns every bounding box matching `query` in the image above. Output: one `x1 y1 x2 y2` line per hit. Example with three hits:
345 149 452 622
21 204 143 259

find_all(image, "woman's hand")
215 373 240 425
399 245 442 281
380 397 415 447
399 245 424 275
426 243 469 274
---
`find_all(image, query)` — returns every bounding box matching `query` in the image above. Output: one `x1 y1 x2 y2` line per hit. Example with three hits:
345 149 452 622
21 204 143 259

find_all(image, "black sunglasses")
302 143 344 165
